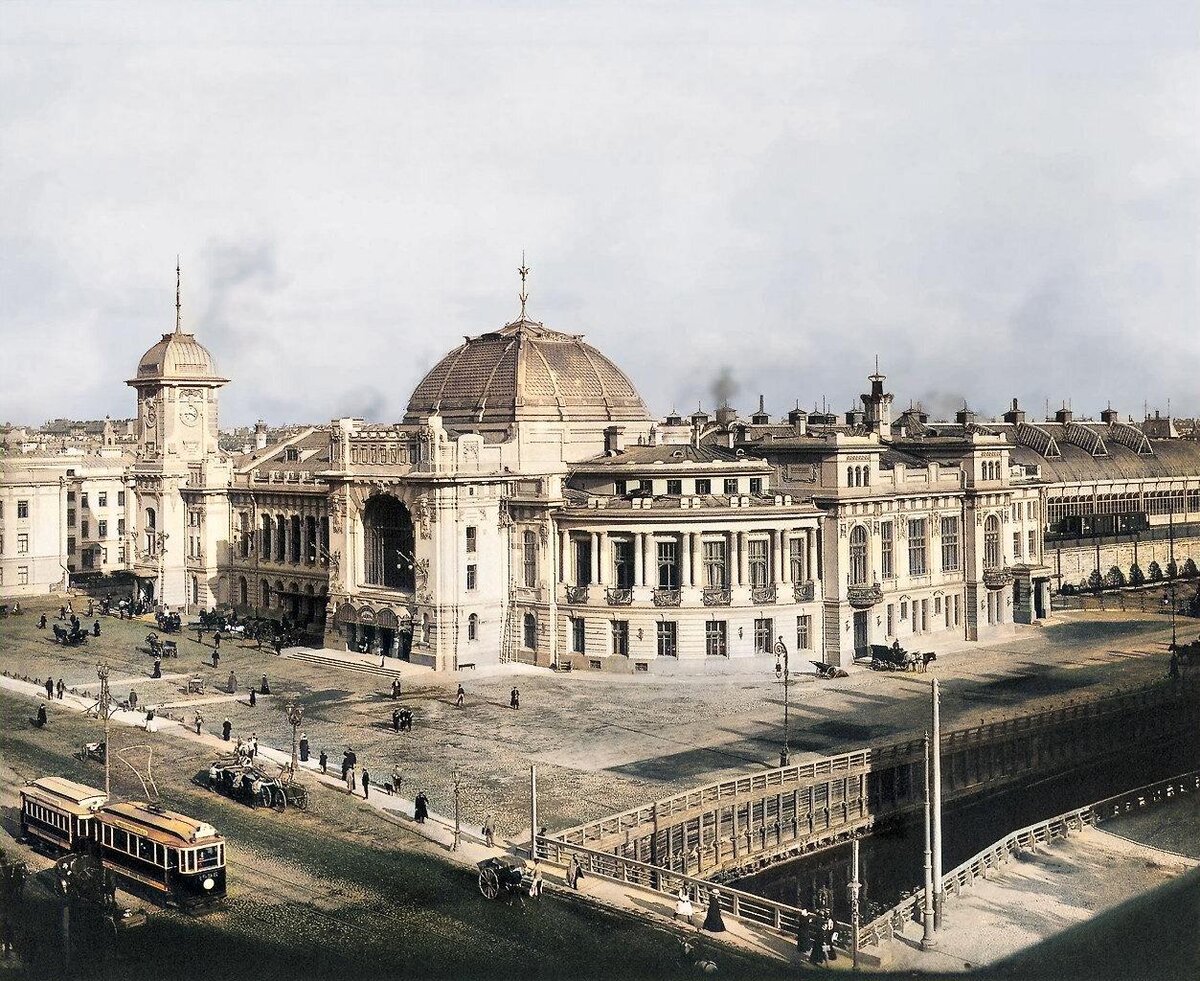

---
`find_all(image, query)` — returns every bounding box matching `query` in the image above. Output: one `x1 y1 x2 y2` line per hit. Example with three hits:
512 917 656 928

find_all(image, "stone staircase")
283 648 407 681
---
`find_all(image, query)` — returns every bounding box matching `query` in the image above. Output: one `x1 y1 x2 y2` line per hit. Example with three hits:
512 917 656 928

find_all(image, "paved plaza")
0 596 1187 833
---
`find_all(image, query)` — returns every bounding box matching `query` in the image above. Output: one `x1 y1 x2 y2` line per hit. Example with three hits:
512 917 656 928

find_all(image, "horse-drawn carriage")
186 675 206 694
155 611 182 633
477 855 532 901
205 757 309 811
145 633 178 657
869 643 936 673
52 623 88 646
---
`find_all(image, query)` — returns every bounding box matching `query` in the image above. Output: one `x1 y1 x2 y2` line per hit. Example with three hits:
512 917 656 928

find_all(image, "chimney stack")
1100 405 1119 424
254 420 269 450
1002 398 1026 425
603 425 625 455
750 395 770 426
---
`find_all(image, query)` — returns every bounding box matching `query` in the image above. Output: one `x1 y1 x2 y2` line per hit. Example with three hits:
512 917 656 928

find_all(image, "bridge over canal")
549 677 1200 880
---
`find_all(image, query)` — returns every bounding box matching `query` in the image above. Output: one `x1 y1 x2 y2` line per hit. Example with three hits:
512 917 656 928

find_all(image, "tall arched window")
862 467 870 487
523 612 537 650
849 525 869 586
261 514 272 557
362 495 416 590
239 576 248 606
261 579 271 608
275 515 286 562
847 466 855 487
523 530 538 588
984 515 1001 569
467 613 479 641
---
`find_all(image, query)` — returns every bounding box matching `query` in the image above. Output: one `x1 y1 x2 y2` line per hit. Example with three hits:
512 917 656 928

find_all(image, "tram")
18 778 227 908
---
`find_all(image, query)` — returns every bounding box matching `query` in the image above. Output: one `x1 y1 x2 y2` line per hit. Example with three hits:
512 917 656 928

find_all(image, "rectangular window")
614 479 627 496
612 538 635 588
98 520 108 538
796 614 812 650
900 599 908 621
754 617 773 654
465 526 477 553
789 536 806 583
571 617 586 654
907 519 927 575
81 519 89 538
574 538 592 586
637 479 652 494
118 518 125 535
17 500 29 519
880 521 894 579
1012 531 1022 560
466 564 477 591
98 492 107 507
80 493 88 508
702 539 727 588
67 536 76 554
611 620 629 657
118 543 126 563
18 566 29 586
695 478 711 495
941 516 960 572
66 492 75 503
656 540 679 588
666 479 682 495
522 531 538 588
657 621 678 658
748 539 769 587
17 533 29 554
724 478 738 495
934 595 942 614
705 620 728 657
749 477 763 495
1028 530 1037 560
67 509 76 526
117 491 125 506
886 603 895 636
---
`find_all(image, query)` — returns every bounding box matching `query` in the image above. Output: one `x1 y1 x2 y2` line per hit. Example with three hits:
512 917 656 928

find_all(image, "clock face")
144 401 157 426
180 403 200 427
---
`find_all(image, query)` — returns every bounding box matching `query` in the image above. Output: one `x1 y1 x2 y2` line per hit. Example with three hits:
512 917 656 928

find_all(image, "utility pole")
775 637 790 766
1169 502 1177 647
931 678 944 929
529 764 539 861
452 769 462 852
921 731 936 949
97 662 112 798
849 835 861 970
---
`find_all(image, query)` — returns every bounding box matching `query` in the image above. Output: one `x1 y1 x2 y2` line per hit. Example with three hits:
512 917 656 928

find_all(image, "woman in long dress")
702 889 726 932
674 887 695 922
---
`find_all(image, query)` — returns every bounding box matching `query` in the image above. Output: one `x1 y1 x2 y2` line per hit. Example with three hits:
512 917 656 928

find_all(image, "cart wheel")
479 867 500 899
295 790 308 811
273 787 287 811
258 786 273 809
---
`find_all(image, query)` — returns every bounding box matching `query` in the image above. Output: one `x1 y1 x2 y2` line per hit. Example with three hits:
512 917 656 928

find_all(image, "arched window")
523 530 538 588
190 576 199 605
849 525 869 586
984 515 1001 569
239 576 248 606
467 613 478 641
275 580 285 609
146 507 156 529
847 466 854 487
523 612 537 650
362 496 416 590
261 579 271 608
239 512 251 558
275 515 286 562
862 467 870 487
261 513 272 557
289 515 302 563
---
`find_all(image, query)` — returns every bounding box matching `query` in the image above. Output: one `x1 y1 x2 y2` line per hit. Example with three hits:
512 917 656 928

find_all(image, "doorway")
853 611 869 656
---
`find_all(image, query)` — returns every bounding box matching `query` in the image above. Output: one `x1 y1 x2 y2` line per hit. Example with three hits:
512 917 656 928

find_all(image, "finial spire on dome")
517 251 530 320
175 255 182 333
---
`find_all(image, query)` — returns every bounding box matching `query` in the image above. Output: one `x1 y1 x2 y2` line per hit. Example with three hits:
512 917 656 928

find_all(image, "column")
691 533 703 588
642 533 654 588
774 529 785 584
780 532 791 585
681 532 692 588
299 509 309 563
596 531 607 585
633 532 644 588
735 532 746 586
558 531 567 584
807 529 818 584
590 532 600 585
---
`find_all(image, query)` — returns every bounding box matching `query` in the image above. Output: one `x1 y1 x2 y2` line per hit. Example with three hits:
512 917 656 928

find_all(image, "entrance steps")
282 648 408 681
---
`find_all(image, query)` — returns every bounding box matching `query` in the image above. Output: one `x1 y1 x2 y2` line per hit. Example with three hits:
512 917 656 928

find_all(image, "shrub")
1105 566 1127 589
1060 582 1076 596
1129 563 1146 587
1183 558 1198 579
1087 569 1104 593
1148 561 1164 582
1167 559 1179 579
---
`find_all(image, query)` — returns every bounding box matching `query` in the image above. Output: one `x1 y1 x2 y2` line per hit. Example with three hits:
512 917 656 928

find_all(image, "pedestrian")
455 685 465 708
56 679 65 700
249 688 257 707
197 626 204 644
214 632 221 652
392 708 401 732
391 764 402 794
299 733 310 763
59 605 67 621
93 620 101 637
319 750 328 774
129 689 138 711
39 613 48 629
212 648 220 669
674 886 694 922
568 854 583 890
44 678 53 700
808 914 827 964
228 670 237 694
702 889 726 933
260 674 270 695
194 711 203 735
152 656 162 679
362 769 371 800
482 814 495 848
249 733 258 759
414 791 429 823
346 765 356 794
36 704 48 727
144 707 156 733
341 753 350 782
391 678 401 699
510 687 520 710
529 866 544 899
222 718 232 741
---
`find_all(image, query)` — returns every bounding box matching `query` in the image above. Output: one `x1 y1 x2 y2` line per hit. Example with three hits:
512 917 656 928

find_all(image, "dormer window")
614 479 627 496
285 447 299 462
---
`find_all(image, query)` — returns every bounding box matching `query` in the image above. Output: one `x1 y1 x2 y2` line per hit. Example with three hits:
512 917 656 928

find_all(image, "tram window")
111 828 128 852
137 837 156 863
196 845 221 870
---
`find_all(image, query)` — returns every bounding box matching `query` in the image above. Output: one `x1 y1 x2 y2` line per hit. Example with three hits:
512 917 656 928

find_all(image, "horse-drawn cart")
206 758 309 811
477 856 529 900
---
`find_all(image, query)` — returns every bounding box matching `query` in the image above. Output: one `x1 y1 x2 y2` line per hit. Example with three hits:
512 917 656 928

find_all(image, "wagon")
208 758 308 811
477 855 528 900
186 676 205 694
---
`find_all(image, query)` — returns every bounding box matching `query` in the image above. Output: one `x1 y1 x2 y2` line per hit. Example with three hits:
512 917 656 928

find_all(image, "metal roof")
97 801 221 845
23 777 107 816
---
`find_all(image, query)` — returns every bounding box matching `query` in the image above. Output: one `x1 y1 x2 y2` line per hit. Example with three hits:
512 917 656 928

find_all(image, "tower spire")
175 255 182 333
517 251 530 320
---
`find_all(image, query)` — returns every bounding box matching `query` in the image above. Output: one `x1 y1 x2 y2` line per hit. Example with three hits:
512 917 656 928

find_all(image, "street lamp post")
452 769 462 852
97 662 112 797
775 637 791 766
286 703 304 774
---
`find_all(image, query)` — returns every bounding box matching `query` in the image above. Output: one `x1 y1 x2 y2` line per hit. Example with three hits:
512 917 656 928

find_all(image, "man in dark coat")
260 674 270 695
319 750 328 773
392 708 401 732
44 678 53 700
702 890 726 932
222 718 232 741
362 770 371 800
93 620 101 637
414 792 429 823
510 688 520 709
299 734 309 762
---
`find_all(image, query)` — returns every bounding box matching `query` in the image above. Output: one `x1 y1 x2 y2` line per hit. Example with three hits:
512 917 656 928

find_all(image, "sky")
1 1 1197 429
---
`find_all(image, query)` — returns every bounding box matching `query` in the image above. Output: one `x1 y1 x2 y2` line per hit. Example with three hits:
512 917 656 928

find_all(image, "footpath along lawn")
0 690 792 981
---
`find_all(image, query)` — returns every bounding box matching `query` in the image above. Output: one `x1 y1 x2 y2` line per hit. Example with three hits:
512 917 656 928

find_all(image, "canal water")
732 736 1200 924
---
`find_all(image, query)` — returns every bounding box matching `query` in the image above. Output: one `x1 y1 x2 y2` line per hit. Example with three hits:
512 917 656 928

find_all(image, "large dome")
406 319 650 426
128 331 227 386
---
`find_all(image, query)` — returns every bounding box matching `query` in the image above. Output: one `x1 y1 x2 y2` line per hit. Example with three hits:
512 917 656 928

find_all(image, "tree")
1167 559 1179 579
1129 563 1146 587
1105 566 1127 589
1183 558 1198 579
1148 561 1164 583
1087 569 1104 593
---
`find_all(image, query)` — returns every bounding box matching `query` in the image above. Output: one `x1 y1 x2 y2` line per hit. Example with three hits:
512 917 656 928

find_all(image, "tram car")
20 777 107 853
93 801 226 907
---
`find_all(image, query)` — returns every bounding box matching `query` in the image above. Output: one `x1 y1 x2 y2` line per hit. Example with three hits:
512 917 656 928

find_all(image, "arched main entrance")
362 495 416 591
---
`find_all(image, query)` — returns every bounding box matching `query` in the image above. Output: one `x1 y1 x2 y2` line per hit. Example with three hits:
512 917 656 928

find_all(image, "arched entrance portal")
362 495 416 591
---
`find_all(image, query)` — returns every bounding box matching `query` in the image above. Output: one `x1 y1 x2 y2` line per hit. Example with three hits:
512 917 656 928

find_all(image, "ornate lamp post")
286 703 304 773
774 636 791 766
97 662 112 797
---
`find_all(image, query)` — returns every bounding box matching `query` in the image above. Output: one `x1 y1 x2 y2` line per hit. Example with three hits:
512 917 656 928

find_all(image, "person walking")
260 674 271 695
341 752 350 782
249 688 257 707
228 670 237 694
56 679 65 700
249 733 258 759
299 733 310 763
144 707 156 733
152 656 162 679
391 678 401 700
674 887 695 922
510 687 520 710
44 678 53 700
194 711 203 735
482 814 495 848
129 689 139 711
567 854 583 890
222 718 232 741
455 685 465 708
414 792 429 823
392 708 401 732
212 648 220 670
93 620 101 637
213 631 221 653
346 765 357 794
39 612 48 629
702 889 726 933
362 769 371 800
391 764 402 795
319 750 328 774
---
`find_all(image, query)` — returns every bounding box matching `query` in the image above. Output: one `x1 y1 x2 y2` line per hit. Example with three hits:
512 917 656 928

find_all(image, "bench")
457 662 476 671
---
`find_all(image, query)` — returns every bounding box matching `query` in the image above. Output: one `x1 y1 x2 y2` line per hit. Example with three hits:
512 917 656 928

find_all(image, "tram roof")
98 801 221 846
23 777 107 816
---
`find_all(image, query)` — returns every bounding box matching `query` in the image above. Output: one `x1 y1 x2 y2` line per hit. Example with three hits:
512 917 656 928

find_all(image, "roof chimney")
1054 406 1073 424
750 395 770 426
1002 398 1026 425
955 405 976 426
845 408 865 427
254 420 269 450
1100 405 1119 424
715 403 738 427
604 425 625 455
787 404 808 435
